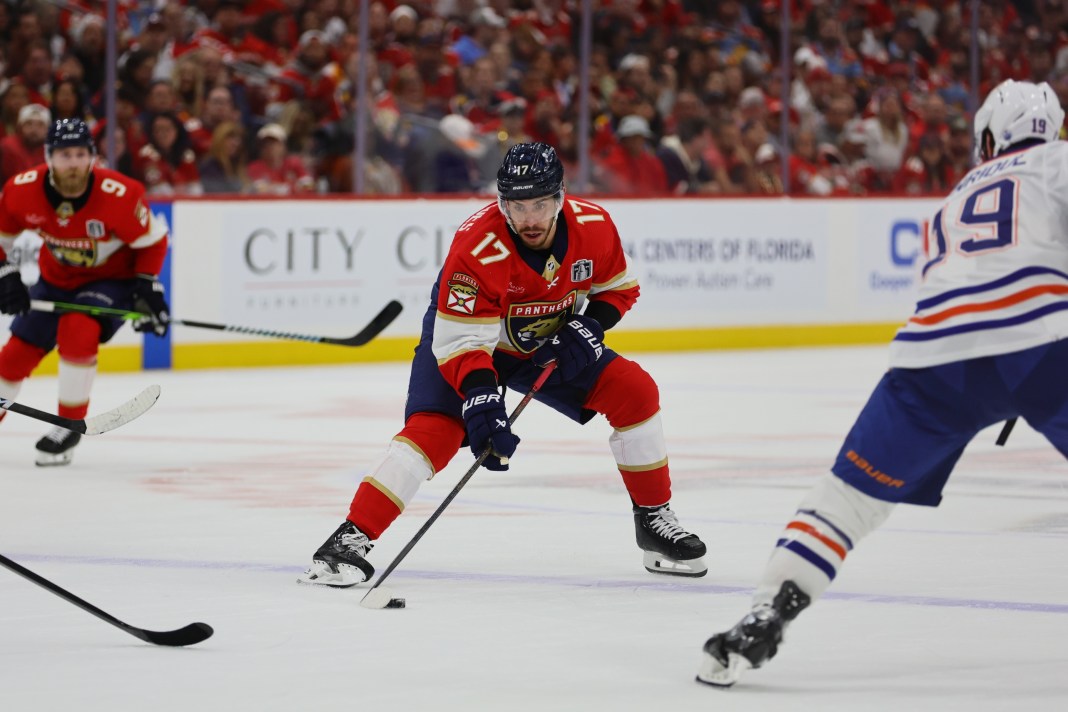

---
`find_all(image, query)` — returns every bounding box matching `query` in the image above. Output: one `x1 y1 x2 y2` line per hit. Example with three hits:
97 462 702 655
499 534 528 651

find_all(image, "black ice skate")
633 503 707 577
297 520 376 588
696 580 811 688
35 426 82 467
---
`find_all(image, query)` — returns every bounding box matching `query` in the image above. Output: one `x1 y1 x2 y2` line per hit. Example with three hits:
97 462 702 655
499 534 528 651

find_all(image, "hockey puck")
385 598 406 609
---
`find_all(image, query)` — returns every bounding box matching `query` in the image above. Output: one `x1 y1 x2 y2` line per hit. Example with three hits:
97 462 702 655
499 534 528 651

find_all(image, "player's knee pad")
0 336 48 381
359 439 437 513
799 472 895 544
584 357 660 428
396 411 465 475
56 313 101 363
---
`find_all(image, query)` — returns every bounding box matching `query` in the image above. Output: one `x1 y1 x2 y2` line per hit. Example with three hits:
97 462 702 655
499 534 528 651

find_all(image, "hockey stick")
29 299 404 347
0 552 213 646
0 384 160 435
360 361 557 610
995 417 1017 447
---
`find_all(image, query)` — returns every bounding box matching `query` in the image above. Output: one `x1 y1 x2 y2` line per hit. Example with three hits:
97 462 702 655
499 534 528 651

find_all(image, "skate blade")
35 451 75 467
643 552 707 577
696 650 752 688
296 561 367 588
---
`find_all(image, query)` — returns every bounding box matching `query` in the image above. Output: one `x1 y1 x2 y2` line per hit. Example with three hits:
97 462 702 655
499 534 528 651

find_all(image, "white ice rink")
1 346 1065 711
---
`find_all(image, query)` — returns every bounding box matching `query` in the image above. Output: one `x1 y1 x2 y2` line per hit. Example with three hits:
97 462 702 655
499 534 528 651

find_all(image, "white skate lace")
43 427 71 444
337 529 372 556
646 506 691 542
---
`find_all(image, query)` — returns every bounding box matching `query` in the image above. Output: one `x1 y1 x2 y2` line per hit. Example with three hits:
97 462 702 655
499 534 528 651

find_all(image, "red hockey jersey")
432 197 639 392
0 165 168 290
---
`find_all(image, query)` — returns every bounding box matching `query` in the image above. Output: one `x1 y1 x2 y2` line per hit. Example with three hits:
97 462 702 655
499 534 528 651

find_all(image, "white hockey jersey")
888 141 1068 368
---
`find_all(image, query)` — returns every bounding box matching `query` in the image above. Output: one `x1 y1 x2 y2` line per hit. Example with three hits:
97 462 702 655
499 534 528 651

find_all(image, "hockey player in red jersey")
300 142 707 587
0 118 170 466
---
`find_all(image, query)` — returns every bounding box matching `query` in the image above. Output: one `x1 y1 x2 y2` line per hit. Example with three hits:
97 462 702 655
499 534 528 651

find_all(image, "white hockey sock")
608 411 668 471
57 357 96 414
0 376 21 422
361 439 435 512
753 472 895 608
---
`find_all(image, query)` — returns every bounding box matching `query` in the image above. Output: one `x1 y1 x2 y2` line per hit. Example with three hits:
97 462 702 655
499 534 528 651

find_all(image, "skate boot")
696 580 811 688
35 427 82 467
297 520 376 587
633 503 707 577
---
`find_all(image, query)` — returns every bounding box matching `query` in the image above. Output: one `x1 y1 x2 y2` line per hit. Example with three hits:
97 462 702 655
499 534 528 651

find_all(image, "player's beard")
515 217 556 250
52 167 91 198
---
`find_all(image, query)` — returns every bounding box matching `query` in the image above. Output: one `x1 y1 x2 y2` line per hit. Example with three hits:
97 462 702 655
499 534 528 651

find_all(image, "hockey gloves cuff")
461 386 520 471
532 314 605 383
131 274 171 336
0 260 30 316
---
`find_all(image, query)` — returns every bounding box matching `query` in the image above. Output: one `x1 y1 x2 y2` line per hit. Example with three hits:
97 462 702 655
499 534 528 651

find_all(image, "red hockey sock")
0 336 48 382
584 357 671 506
348 413 464 539
56 314 100 421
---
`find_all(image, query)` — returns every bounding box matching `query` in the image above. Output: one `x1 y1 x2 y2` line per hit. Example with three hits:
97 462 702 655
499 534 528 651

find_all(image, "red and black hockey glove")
532 314 605 383
0 260 30 316
461 385 520 471
131 274 170 336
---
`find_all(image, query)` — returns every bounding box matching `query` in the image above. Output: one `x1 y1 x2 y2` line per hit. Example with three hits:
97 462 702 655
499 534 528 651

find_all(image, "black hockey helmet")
496 142 564 201
47 118 96 157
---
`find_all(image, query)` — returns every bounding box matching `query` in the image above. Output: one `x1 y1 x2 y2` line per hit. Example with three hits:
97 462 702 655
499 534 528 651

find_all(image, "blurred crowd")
0 0 1064 197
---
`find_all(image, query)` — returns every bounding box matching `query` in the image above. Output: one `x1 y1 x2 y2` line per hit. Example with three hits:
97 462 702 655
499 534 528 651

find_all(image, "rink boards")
1 196 941 372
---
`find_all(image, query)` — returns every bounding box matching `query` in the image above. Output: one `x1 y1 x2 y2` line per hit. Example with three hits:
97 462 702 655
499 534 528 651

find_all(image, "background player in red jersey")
0 118 170 466
300 142 707 588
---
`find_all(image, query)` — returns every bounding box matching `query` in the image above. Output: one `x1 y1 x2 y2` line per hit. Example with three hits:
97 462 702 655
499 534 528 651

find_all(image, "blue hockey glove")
131 274 170 336
461 386 520 471
0 260 30 315
532 315 605 383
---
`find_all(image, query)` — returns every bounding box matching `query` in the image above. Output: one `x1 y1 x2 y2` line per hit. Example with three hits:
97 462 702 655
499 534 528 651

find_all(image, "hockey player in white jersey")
697 79 1068 688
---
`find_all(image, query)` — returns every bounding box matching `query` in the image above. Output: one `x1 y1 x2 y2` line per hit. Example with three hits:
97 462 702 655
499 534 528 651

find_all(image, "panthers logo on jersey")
43 234 96 268
506 291 577 353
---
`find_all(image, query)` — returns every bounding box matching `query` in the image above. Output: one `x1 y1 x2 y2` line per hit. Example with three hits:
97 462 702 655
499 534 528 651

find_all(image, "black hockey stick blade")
0 384 160 435
995 417 1017 447
0 553 213 647
321 299 404 346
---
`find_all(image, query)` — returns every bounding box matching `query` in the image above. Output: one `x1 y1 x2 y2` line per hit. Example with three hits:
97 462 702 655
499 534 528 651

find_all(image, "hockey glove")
461 385 520 471
131 274 170 336
532 314 605 383
0 260 30 315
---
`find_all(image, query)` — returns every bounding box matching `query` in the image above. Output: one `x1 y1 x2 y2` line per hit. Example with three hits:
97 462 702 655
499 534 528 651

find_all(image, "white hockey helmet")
973 79 1065 161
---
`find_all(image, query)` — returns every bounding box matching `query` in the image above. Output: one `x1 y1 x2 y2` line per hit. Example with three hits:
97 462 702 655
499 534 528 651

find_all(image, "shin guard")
585 358 671 506
56 314 100 421
348 413 464 539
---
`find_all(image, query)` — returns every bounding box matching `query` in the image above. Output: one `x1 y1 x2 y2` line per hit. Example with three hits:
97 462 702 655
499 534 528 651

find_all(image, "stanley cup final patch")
447 273 479 315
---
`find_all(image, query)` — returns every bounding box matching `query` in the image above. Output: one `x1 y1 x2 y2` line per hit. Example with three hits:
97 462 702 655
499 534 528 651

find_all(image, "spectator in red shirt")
268 30 343 124
248 123 314 195
0 80 31 139
0 103 49 184
138 111 203 196
893 132 954 196
19 41 55 107
596 114 668 195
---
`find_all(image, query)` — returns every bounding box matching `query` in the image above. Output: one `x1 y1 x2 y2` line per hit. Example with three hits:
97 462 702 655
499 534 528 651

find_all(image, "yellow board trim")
38 323 901 374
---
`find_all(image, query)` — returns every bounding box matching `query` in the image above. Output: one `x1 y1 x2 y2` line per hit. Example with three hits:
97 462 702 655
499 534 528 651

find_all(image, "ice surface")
1 346 1065 710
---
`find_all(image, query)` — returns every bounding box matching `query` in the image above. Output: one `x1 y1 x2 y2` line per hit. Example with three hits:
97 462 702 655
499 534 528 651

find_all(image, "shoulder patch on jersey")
571 259 593 282
450 272 478 289
135 200 149 227
446 277 479 315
